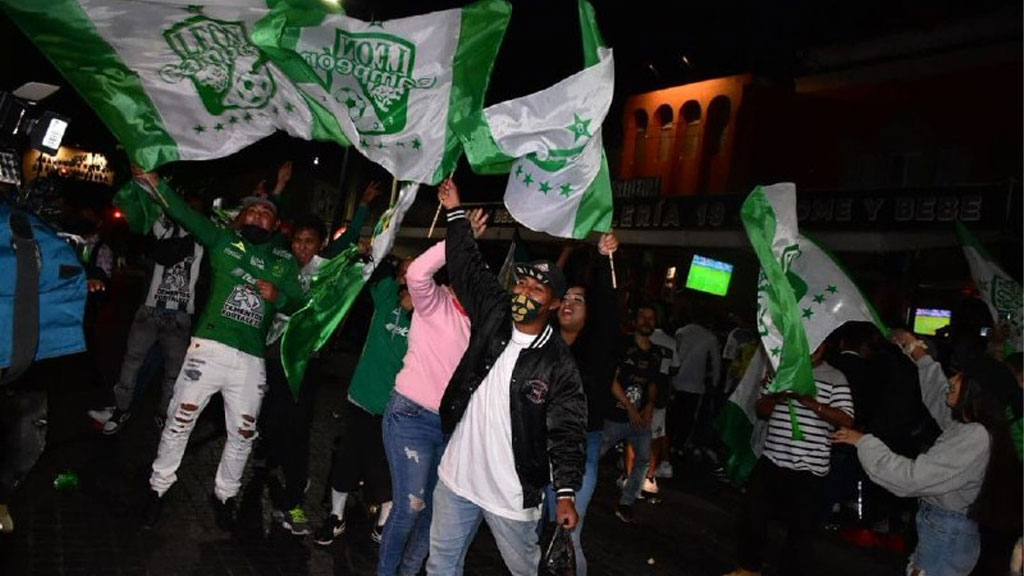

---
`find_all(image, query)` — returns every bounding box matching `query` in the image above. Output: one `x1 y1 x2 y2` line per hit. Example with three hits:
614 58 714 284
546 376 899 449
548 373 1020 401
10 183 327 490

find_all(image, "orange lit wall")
620 74 752 196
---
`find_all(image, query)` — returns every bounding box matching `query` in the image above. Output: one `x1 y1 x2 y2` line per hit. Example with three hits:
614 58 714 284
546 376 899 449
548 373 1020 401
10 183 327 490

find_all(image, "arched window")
632 109 649 168
655 104 674 162
680 100 702 159
706 96 731 156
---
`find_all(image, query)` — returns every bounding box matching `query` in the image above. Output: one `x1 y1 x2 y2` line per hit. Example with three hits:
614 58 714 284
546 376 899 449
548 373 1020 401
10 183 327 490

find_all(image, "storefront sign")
23 146 115 186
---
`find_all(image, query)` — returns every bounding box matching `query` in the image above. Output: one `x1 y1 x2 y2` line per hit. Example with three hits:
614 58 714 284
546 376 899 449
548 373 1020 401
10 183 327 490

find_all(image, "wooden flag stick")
427 202 443 239
427 171 457 239
389 177 399 207
608 253 617 289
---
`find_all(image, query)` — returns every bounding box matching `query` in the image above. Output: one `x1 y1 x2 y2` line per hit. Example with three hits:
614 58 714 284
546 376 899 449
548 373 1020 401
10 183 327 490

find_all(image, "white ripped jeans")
150 337 266 502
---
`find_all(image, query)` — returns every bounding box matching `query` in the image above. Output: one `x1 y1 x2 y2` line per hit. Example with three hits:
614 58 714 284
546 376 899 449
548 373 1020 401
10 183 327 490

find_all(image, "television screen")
913 308 951 336
685 255 733 296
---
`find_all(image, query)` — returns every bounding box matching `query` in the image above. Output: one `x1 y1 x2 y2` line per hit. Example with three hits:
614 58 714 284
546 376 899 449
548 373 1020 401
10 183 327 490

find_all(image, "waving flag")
716 346 769 485
956 221 1023 356
253 0 510 184
742 183 887 435
280 184 419 394
456 0 613 239
2 0 315 170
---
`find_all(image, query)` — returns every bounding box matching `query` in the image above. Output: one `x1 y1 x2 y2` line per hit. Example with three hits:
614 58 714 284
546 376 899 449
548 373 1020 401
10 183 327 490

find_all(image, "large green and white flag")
456 0 613 239
2 0 316 170
742 183 888 397
956 221 1023 356
281 184 419 393
253 0 510 185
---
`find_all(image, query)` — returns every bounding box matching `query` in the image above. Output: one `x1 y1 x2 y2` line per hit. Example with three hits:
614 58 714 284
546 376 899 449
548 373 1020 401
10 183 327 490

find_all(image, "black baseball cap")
513 259 566 298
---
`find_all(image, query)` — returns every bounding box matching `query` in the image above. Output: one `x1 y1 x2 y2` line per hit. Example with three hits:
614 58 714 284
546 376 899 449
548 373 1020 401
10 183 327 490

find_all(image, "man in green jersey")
131 167 305 530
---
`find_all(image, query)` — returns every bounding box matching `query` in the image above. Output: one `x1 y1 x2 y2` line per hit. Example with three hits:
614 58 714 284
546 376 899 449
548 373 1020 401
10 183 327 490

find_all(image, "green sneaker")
281 506 311 536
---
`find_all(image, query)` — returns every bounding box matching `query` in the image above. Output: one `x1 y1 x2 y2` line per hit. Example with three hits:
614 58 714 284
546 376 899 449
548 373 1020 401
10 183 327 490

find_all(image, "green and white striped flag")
456 0 613 239
2 0 316 170
742 183 888 397
253 0 510 185
956 221 1022 356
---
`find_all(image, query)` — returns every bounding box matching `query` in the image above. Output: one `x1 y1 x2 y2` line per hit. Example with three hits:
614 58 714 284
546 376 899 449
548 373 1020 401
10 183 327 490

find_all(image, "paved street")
0 351 907 576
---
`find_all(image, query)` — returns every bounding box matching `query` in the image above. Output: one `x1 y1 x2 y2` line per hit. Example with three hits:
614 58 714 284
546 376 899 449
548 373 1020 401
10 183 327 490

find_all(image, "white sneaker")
642 477 659 494
655 461 674 479
87 406 115 425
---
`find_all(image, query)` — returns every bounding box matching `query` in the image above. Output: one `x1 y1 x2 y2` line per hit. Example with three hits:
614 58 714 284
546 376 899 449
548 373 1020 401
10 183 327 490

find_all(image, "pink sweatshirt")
394 241 471 412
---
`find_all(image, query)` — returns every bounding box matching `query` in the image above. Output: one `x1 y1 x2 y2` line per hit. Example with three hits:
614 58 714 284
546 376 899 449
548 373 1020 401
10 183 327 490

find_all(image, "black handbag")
541 524 576 576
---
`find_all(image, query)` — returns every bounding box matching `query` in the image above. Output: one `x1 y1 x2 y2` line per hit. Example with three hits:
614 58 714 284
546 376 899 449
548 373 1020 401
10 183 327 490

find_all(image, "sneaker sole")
313 526 345 546
615 512 634 524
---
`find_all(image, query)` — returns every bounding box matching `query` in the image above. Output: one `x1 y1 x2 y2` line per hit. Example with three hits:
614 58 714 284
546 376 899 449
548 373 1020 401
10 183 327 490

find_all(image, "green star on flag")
826 285 837 293
214 123 224 132
193 124 205 134
539 181 551 194
813 294 825 304
522 173 533 186
566 113 591 142
802 307 814 319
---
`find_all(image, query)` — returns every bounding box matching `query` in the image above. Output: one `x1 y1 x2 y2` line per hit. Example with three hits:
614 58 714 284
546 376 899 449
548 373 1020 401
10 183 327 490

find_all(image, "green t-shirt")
348 276 411 415
155 182 305 358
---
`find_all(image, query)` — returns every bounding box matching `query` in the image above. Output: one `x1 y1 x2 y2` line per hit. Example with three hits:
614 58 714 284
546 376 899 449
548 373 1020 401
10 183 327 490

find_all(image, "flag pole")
608 253 617 289
389 177 398 207
427 170 456 239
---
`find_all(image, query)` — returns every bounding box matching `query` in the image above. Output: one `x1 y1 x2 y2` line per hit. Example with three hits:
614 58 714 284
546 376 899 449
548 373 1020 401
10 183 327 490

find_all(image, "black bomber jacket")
440 207 587 509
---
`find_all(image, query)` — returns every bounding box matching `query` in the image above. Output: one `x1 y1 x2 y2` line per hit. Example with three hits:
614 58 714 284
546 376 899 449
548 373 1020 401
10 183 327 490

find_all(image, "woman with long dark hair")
834 330 1021 576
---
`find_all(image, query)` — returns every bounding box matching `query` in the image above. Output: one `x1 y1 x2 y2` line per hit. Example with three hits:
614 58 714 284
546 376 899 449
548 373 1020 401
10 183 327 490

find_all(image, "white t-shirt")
439 326 540 522
144 215 204 314
672 323 721 394
651 329 680 371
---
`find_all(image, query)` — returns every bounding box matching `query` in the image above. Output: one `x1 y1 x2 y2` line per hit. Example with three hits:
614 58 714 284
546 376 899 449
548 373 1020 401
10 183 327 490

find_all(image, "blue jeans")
909 501 980 576
379 392 446 576
543 430 602 576
601 419 651 506
427 480 540 576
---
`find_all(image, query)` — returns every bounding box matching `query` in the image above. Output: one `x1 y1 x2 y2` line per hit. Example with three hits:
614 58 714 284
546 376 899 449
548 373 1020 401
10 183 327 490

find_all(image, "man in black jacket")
427 180 586 576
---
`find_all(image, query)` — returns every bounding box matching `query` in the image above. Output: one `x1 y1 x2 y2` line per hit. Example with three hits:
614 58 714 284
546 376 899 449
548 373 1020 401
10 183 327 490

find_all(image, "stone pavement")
0 351 907 576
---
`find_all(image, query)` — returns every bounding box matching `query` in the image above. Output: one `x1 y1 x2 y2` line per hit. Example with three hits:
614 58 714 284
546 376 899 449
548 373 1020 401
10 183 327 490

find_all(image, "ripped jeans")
150 338 266 502
378 392 446 576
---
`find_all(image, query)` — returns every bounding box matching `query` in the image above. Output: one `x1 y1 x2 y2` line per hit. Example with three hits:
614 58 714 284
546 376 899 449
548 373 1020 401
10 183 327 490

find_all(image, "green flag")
113 181 162 234
2 0 317 170
455 0 613 239
955 221 1023 356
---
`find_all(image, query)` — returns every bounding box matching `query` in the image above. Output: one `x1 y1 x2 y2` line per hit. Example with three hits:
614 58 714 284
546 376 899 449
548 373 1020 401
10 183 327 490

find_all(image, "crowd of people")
3 161 1021 576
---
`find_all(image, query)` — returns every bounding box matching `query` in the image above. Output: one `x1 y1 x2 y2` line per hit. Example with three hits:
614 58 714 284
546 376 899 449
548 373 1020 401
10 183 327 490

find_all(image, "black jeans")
0 386 47 503
738 458 825 576
329 400 391 505
259 343 320 509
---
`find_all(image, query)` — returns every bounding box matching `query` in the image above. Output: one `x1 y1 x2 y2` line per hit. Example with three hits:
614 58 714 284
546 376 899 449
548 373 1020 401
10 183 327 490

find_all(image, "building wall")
619 74 752 196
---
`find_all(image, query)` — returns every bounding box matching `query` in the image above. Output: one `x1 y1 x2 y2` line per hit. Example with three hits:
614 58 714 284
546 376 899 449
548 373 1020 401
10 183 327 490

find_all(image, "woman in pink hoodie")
377 209 486 576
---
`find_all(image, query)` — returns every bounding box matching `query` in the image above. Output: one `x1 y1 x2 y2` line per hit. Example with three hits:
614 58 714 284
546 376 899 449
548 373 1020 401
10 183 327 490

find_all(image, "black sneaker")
142 489 163 529
313 515 346 546
212 495 238 531
615 504 634 524
102 409 131 435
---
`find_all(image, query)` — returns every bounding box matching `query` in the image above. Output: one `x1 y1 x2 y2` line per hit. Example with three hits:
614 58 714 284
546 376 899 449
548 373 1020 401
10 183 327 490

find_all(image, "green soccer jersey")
347 276 411 415
153 181 305 358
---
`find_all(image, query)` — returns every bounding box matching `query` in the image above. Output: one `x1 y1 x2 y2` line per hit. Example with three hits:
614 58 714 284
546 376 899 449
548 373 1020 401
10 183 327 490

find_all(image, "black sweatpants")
260 343 320 509
738 457 825 576
328 400 391 505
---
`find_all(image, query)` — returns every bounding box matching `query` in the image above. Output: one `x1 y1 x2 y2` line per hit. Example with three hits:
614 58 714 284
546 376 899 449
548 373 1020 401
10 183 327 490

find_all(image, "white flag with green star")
2 0 316 170
742 183 888 396
956 221 1023 356
252 0 510 185
456 0 614 239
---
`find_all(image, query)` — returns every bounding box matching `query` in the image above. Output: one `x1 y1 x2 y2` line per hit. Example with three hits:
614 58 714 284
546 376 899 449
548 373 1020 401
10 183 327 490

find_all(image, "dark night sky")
0 0 1020 178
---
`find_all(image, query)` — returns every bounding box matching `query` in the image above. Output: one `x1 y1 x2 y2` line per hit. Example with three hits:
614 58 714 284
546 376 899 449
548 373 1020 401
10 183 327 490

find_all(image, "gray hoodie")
856 355 990 515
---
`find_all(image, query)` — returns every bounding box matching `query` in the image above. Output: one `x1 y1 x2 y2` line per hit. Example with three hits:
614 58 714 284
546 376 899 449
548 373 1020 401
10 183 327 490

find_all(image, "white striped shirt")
763 362 854 476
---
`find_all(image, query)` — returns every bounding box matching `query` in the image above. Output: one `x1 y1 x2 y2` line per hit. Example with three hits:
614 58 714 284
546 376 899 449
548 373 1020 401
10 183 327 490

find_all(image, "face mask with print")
511 292 544 323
